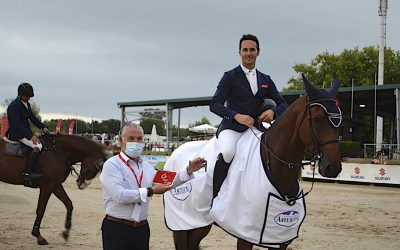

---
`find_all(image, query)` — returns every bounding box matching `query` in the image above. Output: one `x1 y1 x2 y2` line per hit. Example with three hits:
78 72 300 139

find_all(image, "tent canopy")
150 124 162 144
189 124 217 134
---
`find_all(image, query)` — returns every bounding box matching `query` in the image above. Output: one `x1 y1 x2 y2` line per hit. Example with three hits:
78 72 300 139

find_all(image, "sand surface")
1 178 399 250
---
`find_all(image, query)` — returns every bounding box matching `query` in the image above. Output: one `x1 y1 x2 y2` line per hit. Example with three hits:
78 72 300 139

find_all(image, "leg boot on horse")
212 153 231 199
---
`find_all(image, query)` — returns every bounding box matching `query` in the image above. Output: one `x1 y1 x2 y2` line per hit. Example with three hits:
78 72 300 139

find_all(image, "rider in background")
6 83 49 179
210 34 288 199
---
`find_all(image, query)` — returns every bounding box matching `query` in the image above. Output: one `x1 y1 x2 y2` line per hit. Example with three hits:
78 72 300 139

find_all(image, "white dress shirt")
100 152 193 222
240 64 258 95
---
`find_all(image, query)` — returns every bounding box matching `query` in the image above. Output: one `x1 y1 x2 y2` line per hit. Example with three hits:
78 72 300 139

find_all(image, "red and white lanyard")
118 154 143 188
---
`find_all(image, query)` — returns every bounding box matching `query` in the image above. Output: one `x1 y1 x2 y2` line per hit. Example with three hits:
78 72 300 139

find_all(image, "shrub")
340 141 360 158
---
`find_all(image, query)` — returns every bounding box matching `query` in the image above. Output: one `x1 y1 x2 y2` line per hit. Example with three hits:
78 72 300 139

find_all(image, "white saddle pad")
163 129 306 247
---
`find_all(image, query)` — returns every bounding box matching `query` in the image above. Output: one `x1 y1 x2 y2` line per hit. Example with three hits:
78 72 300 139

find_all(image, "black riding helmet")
18 83 34 97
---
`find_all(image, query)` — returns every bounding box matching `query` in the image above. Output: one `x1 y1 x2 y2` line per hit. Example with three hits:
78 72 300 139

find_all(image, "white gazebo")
189 124 217 134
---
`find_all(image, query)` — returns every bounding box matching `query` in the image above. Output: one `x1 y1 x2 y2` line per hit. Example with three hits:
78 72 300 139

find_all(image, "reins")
41 135 79 176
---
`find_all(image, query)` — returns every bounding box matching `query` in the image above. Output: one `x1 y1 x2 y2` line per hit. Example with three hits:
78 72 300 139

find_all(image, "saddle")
3 137 31 157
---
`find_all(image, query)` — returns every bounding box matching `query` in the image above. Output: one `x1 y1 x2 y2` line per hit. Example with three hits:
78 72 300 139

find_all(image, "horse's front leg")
53 183 73 240
173 231 189 250
237 239 253 250
187 225 212 250
237 239 289 250
32 183 55 245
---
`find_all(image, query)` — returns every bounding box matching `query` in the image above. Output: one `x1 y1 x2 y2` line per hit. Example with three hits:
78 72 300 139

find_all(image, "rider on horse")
209 34 288 199
6 83 49 179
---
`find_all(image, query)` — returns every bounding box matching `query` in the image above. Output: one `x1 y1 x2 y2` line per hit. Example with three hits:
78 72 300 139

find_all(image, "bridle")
40 134 104 180
251 97 341 204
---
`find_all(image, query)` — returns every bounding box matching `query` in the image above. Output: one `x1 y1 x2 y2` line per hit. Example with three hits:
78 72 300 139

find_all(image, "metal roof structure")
117 83 400 147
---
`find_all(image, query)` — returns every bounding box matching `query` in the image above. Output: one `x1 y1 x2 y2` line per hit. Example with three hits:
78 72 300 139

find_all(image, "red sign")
354 167 360 175
55 119 62 134
153 170 177 185
379 168 386 176
68 120 75 135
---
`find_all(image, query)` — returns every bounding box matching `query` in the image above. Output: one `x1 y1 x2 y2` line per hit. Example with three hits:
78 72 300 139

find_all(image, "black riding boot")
213 153 231 199
22 151 43 179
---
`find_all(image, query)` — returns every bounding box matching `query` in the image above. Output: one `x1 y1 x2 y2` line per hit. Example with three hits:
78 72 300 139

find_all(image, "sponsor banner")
301 162 400 184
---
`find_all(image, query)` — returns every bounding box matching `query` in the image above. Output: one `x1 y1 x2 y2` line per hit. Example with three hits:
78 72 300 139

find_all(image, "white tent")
189 124 217 134
149 124 162 144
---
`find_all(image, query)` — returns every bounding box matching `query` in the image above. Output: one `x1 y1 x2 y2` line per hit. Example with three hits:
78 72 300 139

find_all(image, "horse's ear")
329 78 340 96
302 73 318 98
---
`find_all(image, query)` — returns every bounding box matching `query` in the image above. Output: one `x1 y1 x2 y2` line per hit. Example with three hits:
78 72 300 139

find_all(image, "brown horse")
171 74 342 250
0 134 106 245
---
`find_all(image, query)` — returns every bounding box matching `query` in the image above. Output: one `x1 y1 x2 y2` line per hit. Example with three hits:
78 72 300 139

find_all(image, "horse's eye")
312 117 320 122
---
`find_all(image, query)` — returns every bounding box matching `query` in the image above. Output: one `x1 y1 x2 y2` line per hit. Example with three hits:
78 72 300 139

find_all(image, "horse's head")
76 154 106 190
43 134 108 190
76 143 107 190
298 74 342 178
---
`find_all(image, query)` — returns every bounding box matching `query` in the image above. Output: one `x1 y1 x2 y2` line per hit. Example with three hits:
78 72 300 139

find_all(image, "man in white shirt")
100 123 207 250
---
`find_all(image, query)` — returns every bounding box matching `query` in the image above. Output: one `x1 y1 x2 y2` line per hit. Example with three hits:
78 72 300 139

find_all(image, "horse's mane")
268 95 307 134
44 134 106 156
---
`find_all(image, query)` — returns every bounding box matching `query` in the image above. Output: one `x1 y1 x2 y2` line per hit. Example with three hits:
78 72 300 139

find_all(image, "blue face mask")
125 142 144 158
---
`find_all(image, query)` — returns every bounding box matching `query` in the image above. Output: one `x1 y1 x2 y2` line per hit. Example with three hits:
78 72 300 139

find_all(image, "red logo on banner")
354 167 360 175
55 119 62 134
379 168 386 176
68 120 75 135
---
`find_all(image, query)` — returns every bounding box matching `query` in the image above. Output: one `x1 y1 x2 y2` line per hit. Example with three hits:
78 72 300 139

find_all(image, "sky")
0 0 399 126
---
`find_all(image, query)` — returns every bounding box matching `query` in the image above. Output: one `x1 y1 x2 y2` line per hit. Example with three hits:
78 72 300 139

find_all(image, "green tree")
188 117 211 127
284 46 400 91
140 118 166 136
101 119 121 134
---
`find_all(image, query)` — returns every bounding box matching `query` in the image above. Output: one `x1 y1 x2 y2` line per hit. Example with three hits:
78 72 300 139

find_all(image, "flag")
68 120 75 135
55 119 62 134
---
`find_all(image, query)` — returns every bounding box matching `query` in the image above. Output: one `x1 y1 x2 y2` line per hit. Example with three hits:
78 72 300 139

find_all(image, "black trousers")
101 218 150 250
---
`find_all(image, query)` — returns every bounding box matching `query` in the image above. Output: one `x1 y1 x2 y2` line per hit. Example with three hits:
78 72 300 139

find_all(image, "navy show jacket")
6 97 46 140
210 66 288 133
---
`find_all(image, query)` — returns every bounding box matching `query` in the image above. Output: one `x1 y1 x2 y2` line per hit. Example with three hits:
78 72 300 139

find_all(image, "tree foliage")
140 118 166 136
284 46 400 91
188 117 211 127
42 119 120 135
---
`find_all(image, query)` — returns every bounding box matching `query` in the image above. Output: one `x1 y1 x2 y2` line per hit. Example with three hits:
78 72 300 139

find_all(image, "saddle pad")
164 129 306 246
3 139 30 157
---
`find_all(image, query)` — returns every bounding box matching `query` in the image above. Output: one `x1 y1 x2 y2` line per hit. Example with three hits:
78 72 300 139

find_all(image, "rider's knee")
220 150 234 164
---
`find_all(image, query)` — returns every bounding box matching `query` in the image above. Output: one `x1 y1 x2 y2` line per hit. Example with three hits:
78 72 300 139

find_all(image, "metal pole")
396 88 400 159
166 103 173 151
351 78 354 118
120 106 125 128
376 0 388 151
177 108 181 146
374 73 377 147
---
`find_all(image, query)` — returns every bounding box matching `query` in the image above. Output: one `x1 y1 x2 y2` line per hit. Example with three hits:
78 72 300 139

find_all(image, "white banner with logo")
301 163 400 184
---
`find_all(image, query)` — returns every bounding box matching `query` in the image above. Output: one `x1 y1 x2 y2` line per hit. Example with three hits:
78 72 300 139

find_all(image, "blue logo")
274 210 300 227
170 182 192 201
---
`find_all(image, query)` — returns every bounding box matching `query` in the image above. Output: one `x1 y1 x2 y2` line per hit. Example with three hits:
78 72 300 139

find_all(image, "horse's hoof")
37 238 49 245
62 231 69 240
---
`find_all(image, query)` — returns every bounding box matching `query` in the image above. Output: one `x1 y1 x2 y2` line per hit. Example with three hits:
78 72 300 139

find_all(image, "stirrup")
22 172 43 179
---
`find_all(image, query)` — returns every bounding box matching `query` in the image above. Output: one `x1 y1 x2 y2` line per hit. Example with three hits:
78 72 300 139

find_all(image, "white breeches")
217 129 244 163
19 138 43 151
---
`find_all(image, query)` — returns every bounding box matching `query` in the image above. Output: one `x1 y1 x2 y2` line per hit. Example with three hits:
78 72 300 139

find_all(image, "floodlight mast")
376 0 388 149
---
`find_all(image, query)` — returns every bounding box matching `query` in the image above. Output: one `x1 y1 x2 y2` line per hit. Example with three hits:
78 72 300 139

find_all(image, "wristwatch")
147 187 153 197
